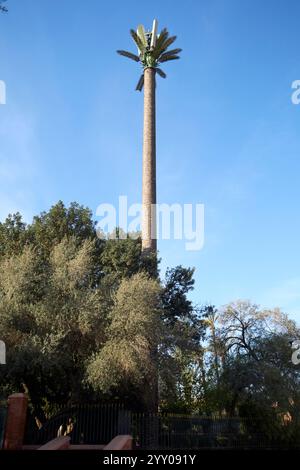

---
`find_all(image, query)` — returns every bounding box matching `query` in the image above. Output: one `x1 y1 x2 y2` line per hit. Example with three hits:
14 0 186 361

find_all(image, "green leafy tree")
28 201 98 254
209 301 300 417
0 237 108 420
0 213 29 259
100 234 157 285
159 267 206 413
0 201 101 259
0 203 203 414
86 272 162 410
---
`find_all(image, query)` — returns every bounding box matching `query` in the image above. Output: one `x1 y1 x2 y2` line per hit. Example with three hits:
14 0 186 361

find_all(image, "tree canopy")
0 202 299 434
0 202 203 416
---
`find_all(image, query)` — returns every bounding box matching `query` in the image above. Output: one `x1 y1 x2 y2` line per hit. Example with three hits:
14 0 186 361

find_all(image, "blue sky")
0 0 300 320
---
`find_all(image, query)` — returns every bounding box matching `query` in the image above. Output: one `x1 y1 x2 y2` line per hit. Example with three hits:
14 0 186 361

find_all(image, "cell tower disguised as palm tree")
117 20 181 254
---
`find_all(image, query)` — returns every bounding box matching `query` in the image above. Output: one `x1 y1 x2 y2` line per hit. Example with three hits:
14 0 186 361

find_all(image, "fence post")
0 406 7 449
3 393 28 450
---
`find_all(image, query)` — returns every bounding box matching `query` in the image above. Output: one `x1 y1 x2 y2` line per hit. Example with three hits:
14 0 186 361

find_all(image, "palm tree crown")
117 20 182 91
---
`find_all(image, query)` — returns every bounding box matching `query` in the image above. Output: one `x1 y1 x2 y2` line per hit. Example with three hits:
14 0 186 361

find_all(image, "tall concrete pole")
142 67 157 253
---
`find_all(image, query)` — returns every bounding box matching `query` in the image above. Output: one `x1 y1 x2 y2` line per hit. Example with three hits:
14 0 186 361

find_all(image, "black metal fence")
24 403 300 449
0 405 7 448
24 404 124 446
131 413 300 449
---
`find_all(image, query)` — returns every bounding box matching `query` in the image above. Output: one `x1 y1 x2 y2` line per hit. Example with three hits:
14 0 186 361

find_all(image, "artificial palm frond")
117 50 140 62
137 24 147 48
159 48 182 59
158 36 177 55
159 55 180 63
152 28 169 57
155 28 168 47
130 29 146 53
156 68 166 79
136 74 144 91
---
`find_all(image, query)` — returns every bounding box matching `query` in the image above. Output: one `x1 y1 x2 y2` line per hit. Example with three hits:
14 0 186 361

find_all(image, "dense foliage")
0 202 204 417
0 202 300 440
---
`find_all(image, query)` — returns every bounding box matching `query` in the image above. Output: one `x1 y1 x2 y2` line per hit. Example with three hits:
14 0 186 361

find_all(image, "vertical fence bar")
0 405 7 449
